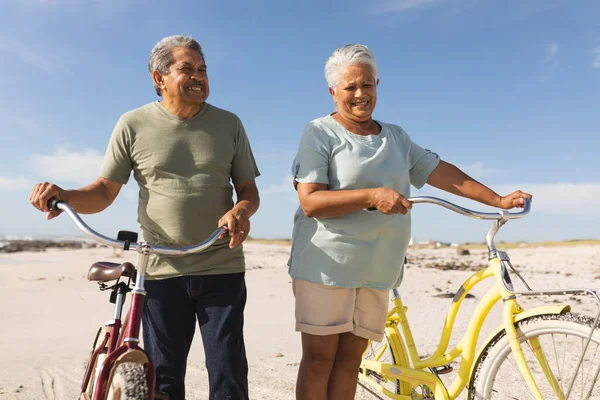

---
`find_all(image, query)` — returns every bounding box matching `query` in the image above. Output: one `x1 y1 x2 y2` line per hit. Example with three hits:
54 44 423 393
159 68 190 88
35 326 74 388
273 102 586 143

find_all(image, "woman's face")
329 64 377 123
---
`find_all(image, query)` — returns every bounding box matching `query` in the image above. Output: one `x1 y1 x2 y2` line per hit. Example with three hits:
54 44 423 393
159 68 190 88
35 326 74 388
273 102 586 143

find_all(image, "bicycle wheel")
356 332 402 399
106 362 148 400
469 312 600 400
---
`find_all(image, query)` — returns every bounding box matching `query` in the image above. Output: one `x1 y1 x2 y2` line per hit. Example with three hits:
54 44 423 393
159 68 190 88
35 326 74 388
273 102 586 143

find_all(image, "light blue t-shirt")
288 114 440 290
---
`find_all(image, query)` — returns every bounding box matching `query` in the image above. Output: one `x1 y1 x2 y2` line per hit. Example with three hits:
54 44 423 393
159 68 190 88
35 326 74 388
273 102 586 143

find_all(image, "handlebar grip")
47 197 64 211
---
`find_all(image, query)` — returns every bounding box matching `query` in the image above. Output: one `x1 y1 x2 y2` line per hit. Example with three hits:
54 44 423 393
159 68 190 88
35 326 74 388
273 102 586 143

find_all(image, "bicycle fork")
502 297 564 400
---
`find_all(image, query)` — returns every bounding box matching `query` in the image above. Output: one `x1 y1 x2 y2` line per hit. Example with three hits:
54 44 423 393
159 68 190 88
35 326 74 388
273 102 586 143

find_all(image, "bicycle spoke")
582 341 600 392
471 314 600 400
495 353 537 399
551 334 564 393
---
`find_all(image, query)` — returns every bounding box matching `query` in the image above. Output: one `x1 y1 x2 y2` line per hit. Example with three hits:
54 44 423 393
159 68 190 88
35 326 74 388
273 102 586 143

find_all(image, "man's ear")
152 70 165 92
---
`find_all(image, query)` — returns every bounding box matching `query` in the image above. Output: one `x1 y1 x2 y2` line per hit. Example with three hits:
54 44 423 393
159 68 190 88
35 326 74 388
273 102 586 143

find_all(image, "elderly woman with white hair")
288 44 531 399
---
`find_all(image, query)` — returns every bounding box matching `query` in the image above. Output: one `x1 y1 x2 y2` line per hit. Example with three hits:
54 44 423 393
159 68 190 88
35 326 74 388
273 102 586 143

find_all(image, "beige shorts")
292 279 389 341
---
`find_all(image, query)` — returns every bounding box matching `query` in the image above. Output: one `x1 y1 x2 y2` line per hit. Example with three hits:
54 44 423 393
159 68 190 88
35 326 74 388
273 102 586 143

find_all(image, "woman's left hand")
497 190 532 209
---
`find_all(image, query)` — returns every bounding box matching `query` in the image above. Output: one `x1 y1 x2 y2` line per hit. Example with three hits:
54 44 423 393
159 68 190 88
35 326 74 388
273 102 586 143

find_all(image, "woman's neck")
332 113 380 136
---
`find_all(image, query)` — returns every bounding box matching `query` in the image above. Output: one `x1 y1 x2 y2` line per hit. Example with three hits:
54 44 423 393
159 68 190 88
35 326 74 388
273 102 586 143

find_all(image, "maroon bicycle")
48 199 224 400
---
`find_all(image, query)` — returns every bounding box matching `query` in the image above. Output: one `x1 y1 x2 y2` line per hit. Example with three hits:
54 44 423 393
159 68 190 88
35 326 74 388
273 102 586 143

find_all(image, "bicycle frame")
359 254 585 399
81 247 155 400
50 199 224 400
359 197 600 400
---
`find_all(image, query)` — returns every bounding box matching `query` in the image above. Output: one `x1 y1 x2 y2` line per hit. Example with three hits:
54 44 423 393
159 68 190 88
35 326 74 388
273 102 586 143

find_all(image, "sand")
0 243 599 399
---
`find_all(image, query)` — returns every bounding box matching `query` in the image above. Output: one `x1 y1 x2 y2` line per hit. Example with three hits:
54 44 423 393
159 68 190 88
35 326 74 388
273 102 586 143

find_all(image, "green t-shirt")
100 101 260 279
288 114 439 290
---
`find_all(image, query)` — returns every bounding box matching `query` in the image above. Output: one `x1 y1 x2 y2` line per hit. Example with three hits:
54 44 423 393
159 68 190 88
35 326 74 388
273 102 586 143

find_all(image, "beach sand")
0 243 599 399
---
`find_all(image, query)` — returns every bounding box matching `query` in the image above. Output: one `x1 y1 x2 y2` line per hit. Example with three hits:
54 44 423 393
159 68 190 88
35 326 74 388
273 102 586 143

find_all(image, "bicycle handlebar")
407 196 531 221
48 199 226 256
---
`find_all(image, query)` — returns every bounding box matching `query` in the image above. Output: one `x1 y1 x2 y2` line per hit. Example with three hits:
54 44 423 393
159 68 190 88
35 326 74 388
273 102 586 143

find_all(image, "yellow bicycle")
358 196 600 399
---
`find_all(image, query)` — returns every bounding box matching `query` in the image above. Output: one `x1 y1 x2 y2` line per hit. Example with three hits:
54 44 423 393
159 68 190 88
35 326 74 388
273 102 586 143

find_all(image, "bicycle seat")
87 262 136 282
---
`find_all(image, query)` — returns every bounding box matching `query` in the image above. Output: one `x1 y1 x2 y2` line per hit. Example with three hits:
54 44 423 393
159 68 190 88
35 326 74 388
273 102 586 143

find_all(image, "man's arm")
427 160 531 209
218 179 260 248
30 177 123 219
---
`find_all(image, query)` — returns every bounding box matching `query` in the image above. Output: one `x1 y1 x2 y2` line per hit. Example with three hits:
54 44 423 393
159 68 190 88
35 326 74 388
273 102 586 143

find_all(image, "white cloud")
262 175 295 195
15 0 132 13
593 48 600 69
30 147 104 185
546 43 559 61
457 161 500 179
0 36 56 75
372 0 446 13
0 177 34 192
491 183 600 217
17 0 58 4
409 182 600 218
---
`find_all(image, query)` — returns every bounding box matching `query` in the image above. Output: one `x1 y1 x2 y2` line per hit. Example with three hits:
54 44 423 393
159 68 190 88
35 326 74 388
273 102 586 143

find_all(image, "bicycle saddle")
87 262 136 282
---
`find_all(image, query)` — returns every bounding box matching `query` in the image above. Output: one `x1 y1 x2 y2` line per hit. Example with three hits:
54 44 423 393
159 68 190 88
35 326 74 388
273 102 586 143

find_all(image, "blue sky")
1 0 599 243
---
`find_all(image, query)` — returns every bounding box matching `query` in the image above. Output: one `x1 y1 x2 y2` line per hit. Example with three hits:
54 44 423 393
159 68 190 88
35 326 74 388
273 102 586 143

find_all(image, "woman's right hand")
370 188 412 215
30 182 66 220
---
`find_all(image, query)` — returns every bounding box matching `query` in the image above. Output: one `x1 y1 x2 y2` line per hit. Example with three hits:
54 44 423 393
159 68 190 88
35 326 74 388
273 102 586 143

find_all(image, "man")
30 35 260 400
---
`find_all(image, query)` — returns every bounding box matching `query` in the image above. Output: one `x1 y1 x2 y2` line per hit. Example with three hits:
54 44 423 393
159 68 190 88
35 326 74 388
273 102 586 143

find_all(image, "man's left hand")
218 208 250 248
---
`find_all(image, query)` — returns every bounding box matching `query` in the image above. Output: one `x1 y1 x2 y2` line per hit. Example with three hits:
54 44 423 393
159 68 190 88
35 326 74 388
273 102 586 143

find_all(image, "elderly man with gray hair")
29 35 260 399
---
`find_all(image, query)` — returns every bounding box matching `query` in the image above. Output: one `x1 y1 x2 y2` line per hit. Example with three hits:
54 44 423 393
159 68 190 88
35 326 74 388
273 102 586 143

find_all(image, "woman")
288 44 532 400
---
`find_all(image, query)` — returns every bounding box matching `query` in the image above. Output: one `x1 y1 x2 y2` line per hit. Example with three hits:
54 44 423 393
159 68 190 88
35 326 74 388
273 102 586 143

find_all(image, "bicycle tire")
356 329 404 399
106 362 148 400
469 312 600 400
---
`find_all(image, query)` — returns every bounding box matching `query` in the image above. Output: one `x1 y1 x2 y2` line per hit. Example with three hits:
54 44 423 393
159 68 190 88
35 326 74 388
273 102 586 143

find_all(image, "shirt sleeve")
231 118 260 185
292 123 330 187
99 117 133 184
406 133 440 189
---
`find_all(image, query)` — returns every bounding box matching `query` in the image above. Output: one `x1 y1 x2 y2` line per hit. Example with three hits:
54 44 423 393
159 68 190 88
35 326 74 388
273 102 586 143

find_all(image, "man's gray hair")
324 44 378 89
148 35 205 96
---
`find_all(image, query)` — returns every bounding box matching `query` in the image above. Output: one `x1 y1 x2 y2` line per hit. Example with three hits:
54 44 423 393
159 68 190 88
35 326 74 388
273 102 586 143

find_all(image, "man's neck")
161 99 205 119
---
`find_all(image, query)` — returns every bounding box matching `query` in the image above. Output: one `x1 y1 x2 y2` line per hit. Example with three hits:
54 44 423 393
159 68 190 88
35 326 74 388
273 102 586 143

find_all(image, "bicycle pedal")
433 364 453 375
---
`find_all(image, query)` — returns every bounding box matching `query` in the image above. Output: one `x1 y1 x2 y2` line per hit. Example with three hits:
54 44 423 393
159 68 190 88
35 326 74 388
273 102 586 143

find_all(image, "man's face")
160 47 209 105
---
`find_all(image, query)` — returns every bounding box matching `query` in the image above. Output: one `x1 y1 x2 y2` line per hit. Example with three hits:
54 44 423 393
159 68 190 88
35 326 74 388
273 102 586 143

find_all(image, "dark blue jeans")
142 272 249 400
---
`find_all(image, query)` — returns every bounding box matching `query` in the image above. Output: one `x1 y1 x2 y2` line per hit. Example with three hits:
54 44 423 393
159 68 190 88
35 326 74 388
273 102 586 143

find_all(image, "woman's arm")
297 183 412 218
427 160 531 209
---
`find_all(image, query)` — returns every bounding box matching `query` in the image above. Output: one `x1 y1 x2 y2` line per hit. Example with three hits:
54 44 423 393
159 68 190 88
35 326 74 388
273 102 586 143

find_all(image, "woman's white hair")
324 44 378 89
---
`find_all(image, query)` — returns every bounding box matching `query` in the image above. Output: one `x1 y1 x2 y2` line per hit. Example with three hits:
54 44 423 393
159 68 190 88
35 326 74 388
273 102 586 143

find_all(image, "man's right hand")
30 182 66 220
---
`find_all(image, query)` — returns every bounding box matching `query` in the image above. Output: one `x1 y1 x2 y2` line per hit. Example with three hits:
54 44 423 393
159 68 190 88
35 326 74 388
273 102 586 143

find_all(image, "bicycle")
357 196 600 399
47 199 225 400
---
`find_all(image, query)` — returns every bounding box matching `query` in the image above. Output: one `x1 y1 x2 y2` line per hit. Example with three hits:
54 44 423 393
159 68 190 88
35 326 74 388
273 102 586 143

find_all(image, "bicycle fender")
103 349 153 400
113 349 150 366
471 304 571 376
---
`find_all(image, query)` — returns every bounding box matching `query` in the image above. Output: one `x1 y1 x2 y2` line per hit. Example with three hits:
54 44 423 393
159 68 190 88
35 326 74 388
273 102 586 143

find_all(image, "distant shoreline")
0 238 598 254
0 240 102 253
